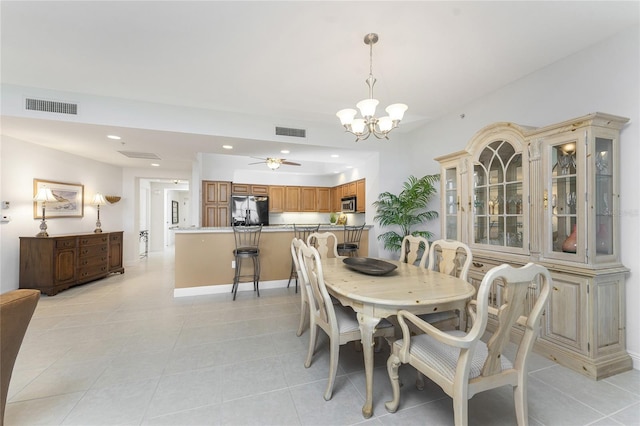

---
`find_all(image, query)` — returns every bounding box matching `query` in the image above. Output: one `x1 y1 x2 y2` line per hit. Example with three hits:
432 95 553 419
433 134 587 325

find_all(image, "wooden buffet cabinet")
437 113 631 379
19 231 125 296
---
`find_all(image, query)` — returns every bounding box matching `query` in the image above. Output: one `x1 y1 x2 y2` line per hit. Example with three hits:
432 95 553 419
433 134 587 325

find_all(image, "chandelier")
336 33 407 142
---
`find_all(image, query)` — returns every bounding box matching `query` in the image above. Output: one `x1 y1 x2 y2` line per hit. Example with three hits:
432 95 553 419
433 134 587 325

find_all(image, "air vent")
25 98 77 115
275 126 306 138
118 151 162 160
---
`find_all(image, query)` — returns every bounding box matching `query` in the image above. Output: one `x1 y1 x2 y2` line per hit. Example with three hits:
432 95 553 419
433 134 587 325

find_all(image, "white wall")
405 25 640 368
0 136 124 293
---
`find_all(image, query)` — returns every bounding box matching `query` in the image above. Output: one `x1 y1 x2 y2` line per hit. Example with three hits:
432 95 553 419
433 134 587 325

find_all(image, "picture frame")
33 179 84 218
172 200 179 224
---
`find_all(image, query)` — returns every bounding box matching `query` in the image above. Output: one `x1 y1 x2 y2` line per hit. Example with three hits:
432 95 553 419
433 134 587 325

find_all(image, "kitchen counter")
174 225 370 296
173 224 369 233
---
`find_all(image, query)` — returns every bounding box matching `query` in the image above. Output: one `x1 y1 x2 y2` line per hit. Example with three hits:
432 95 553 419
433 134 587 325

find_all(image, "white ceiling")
1 1 638 173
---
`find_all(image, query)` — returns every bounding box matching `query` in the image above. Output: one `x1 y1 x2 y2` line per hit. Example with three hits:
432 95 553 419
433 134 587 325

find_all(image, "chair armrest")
396 310 474 361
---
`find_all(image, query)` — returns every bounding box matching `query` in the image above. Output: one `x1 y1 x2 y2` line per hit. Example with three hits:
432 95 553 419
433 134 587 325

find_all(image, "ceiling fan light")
336 108 357 125
356 98 379 117
352 118 366 134
385 103 408 121
266 158 281 170
378 116 393 132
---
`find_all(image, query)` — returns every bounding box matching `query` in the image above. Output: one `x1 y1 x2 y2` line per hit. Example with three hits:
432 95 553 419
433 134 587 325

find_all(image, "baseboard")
629 349 640 371
173 279 290 297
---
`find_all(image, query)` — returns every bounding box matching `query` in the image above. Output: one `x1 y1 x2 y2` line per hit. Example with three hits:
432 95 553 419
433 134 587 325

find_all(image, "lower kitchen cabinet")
19 231 125 296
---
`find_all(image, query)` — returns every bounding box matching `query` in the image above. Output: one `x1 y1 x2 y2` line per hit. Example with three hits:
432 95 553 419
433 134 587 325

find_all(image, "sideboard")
19 231 125 296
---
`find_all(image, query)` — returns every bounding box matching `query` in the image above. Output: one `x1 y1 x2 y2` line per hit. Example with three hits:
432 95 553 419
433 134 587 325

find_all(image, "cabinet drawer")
56 238 77 249
78 254 109 267
110 233 122 243
469 259 501 275
78 264 109 280
79 235 109 246
79 244 108 257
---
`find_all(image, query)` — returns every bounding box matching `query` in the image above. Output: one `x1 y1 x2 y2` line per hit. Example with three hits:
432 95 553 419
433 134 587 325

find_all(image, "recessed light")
107 135 121 140
151 163 160 167
333 171 339 174
281 149 290 154
223 145 233 150
331 154 339 158
346 165 353 169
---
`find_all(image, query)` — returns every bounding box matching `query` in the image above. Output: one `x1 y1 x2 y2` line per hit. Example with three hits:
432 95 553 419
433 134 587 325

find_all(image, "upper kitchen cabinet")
300 187 317 212
317 187 331 213
356 179 366 212
268 185 285 213
285 186 301 212
232 184 268 195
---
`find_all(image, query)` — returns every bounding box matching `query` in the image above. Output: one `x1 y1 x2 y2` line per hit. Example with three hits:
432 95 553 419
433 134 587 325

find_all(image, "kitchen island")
174 225 370 297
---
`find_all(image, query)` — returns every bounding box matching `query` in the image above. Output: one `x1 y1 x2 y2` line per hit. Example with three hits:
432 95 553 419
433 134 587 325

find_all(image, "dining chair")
291 238 312 337
1 289 40 425
398 235 429 268
288 224 320 293
307 232 342 260
298 244 394 401
421 239 473 330
336 224 365 257
385 262 552 426
231 225 262 300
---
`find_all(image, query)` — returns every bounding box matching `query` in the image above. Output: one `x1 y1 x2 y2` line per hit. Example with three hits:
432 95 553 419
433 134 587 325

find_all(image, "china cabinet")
436 113 631 379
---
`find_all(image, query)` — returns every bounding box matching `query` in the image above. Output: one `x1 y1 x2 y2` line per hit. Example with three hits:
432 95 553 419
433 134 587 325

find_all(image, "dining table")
320 257 476 418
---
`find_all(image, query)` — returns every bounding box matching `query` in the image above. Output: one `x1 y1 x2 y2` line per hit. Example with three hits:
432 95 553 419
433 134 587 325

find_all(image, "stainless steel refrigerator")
231 195 269 226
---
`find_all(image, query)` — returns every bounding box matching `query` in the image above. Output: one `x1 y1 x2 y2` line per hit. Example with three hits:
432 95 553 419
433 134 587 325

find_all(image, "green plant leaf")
373 174 440 253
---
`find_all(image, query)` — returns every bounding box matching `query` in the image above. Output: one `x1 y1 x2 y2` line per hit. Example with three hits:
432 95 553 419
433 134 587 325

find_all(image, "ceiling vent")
25 98 77 115
275 126 306 138
118 151 162 160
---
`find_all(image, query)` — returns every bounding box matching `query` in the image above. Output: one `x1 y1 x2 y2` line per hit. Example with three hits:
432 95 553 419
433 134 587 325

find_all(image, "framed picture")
172 200 179 224
33 179 84 218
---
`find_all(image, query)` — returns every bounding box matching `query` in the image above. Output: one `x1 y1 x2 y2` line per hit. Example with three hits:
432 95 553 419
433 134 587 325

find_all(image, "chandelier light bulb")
336 33 407 142
336 108 357 126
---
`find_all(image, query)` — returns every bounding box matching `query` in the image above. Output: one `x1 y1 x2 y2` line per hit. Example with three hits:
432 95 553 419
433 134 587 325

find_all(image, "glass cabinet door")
594 137 614 257
549 142 578 255
444 167 459 239
472 140 526 252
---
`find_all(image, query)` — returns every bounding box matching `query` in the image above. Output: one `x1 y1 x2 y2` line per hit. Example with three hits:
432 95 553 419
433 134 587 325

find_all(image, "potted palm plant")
373 174 440 254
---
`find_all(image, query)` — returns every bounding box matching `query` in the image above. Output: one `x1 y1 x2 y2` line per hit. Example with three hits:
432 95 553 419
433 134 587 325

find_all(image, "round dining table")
320 257 476 418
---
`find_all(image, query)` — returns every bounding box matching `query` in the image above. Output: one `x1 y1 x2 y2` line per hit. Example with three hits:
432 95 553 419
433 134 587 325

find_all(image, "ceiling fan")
249 157 301 170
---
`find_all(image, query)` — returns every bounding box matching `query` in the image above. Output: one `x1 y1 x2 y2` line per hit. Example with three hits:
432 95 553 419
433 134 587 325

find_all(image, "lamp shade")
356 98 379 117
377 116 393 132
33 188 57 203
336 108 357 126
92 193 107 205
351 119 366 134
385 103 408 121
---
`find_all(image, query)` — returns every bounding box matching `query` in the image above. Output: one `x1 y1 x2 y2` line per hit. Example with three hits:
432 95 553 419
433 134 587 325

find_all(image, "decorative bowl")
342 257 397 276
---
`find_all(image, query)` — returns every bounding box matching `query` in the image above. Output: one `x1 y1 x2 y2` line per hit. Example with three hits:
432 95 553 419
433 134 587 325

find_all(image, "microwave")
341 196 357 213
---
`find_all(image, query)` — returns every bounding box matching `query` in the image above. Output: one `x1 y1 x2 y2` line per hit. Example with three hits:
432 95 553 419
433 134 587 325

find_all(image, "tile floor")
5 249 640 425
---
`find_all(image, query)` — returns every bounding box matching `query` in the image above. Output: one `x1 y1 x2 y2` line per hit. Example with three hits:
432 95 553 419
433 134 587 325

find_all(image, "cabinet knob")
473 262 484 268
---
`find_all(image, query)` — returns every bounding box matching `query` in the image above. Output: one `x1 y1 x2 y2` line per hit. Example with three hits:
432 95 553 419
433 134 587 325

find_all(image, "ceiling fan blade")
250 156 268 161
248 161 265 165
281 161 301 166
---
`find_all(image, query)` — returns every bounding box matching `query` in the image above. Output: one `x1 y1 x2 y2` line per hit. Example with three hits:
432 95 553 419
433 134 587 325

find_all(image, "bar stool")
288 224 320 292
232 225 262 300
337 224 365 257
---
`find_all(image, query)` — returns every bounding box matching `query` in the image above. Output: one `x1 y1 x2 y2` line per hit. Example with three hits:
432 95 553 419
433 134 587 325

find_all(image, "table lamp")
33 187 57 237
92 193 107 233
